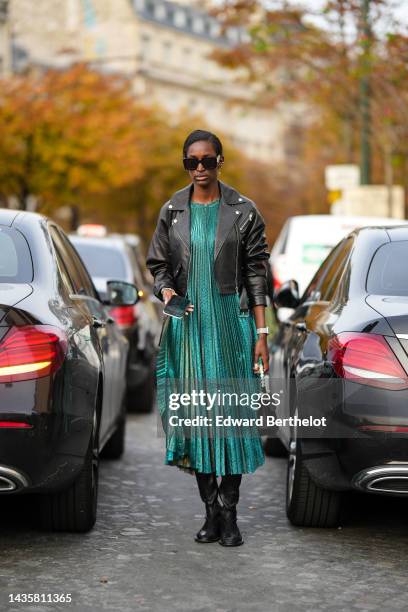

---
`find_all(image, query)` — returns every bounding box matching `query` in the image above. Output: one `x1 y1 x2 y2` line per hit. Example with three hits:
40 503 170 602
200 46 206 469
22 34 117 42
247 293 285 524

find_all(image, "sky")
270 0 408 33
211 0 408 33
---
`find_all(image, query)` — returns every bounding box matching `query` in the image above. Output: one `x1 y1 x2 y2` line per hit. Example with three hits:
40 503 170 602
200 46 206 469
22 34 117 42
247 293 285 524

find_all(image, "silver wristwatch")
256 327 269 336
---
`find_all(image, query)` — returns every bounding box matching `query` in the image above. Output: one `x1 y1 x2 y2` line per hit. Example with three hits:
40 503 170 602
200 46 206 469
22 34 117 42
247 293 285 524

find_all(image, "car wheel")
127 367 156 413
100 413 126 460
264 435 287 457
286 409 341 527
38 410 99 533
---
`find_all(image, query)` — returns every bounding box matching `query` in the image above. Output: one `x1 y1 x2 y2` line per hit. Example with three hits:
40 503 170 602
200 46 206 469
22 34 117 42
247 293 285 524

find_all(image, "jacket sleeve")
243 206 270 308
146 203 175 302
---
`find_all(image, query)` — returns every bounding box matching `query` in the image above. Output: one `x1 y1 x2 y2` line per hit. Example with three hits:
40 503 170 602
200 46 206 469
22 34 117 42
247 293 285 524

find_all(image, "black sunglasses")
183 155 221 171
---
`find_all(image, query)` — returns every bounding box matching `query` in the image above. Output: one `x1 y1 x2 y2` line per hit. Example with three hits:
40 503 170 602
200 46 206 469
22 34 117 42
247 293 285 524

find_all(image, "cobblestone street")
1 412 408 612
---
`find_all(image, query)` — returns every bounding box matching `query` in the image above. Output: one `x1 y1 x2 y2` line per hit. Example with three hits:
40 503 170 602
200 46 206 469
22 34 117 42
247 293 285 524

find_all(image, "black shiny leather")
218 474 244 547
195 472 221 543
146 180 270 310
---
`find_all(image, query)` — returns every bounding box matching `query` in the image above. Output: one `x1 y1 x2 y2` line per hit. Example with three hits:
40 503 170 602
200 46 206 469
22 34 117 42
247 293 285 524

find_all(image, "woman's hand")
253 336 269 373
162 289 194 315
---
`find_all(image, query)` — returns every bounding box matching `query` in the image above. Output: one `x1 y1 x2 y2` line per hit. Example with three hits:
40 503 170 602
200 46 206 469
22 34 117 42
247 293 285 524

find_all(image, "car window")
302 237 353 303
49 226 98 298
320 238 353 301
58 230 98 299
70 242 127 280
302 240 345 302
0 226 33 283
51 238 75 295
126 246 144 290
367 241 408 296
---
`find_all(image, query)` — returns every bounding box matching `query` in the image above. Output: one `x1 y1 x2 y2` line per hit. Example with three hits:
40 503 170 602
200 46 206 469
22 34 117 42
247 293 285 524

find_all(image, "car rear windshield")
367 241 408 295
0 226 33 283
72 242 127 279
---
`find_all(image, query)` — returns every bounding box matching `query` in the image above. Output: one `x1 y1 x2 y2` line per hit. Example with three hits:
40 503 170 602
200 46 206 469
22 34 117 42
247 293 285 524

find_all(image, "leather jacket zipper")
235 224 239 293
239 212 253 231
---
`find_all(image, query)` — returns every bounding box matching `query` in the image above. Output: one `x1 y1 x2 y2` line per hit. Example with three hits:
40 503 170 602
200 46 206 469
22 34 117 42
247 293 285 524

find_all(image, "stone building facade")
9 0 292 162
0 0 11 76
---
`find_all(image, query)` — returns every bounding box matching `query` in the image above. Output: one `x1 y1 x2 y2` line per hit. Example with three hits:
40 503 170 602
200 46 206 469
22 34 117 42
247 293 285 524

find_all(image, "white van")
270 214 408 296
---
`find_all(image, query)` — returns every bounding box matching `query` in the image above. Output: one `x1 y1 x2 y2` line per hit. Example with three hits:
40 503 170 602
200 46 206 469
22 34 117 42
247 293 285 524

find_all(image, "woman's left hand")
253 336 270 373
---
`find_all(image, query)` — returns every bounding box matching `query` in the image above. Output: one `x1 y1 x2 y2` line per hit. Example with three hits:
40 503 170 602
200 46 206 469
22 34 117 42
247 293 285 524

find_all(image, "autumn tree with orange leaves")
0 64 149 210
210 0 408 213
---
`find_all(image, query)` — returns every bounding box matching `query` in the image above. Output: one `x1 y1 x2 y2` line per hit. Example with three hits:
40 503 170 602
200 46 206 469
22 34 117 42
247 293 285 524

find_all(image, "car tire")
100 414 126 460
264 435 287 457
286 410 341 527
37 410 99 533
127 367 156 413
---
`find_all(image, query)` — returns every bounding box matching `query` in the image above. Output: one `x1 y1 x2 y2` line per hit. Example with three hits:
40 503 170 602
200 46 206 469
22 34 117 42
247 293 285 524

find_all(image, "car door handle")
295 321 307 332
92 317 106 329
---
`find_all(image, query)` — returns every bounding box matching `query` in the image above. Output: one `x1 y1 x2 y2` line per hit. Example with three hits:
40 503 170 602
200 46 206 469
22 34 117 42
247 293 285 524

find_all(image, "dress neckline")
190 198 220 207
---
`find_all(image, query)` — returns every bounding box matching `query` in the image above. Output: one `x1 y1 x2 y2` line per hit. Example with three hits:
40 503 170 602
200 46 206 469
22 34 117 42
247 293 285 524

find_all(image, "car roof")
69 234 130 251
286 214 408 226
0 209 47 227
350 224 408 236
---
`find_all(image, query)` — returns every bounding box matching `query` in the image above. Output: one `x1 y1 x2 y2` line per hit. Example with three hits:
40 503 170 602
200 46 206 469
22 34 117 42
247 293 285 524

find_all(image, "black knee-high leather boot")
195 472 222 543
218 474 243 547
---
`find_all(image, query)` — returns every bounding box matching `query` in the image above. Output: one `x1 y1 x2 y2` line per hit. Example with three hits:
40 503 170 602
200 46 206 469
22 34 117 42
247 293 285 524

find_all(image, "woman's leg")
218 474 244 547
194 472 222 543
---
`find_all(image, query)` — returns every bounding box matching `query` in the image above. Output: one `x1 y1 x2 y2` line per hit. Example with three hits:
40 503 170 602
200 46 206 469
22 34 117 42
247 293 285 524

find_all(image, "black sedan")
0 210 138 532
70 233 159 413
269 224 408 527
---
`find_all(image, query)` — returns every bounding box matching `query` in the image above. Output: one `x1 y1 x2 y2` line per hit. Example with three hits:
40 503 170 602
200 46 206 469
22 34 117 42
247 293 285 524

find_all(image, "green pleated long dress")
156 198 265 476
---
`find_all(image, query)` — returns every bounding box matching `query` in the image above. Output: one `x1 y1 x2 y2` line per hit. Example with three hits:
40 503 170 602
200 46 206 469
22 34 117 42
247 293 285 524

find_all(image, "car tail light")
110 305 137 328
328 332 408 390
0 421 32 428
0 326 67 383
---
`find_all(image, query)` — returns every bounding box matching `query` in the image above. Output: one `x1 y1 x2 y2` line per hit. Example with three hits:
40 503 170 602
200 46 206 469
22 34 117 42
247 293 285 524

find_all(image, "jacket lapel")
213 198 241 261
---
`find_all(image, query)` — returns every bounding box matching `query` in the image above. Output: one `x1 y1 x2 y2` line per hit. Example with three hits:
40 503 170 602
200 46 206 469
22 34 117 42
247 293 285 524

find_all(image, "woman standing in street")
146 129 270 547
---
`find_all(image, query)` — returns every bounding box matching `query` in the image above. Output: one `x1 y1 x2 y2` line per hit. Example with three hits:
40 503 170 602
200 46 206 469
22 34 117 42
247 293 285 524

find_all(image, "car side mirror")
274 280 300 309
106 280 139 306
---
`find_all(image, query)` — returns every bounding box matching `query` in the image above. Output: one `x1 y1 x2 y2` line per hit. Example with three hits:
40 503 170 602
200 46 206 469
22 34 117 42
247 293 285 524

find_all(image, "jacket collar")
167 180 245 262
169 180 243 210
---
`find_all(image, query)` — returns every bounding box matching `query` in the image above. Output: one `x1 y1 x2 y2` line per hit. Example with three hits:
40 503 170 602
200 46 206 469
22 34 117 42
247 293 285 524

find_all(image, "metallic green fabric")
156 198 265 476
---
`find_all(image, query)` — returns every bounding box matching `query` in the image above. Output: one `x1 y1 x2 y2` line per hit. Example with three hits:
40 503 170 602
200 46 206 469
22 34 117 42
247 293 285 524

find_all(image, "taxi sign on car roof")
77 224 108 238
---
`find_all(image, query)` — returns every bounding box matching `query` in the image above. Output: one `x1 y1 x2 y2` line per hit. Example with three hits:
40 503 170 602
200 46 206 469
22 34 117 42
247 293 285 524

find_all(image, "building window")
174 10 186 28
209 22 220 38
185 14 193 31
145 0 154 15
140 33 151 61
193 17 204 34
155 4 166 20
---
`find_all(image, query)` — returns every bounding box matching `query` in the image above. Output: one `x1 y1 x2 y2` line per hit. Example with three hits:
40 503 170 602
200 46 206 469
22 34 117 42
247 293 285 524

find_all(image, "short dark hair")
183 129 223 158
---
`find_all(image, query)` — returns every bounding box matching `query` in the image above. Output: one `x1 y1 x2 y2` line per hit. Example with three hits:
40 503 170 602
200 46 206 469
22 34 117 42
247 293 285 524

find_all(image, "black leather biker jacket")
146 180 270 309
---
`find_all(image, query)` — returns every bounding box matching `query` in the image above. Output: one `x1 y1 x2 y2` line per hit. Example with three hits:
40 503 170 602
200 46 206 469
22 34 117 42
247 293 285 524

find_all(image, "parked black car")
70 233 159 412
269 225 408 527
0 210 137 532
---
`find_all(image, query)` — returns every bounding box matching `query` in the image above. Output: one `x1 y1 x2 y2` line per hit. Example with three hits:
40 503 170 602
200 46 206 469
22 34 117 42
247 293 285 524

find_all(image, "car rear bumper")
295 380 408 494
0 376 93 495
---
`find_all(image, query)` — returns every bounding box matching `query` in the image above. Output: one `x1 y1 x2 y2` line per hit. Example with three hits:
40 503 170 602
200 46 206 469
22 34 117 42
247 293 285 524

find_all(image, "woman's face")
185 140 223 189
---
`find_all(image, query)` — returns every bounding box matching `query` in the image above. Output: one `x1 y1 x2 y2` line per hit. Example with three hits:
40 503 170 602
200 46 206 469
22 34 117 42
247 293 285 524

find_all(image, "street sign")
325 165 361 191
